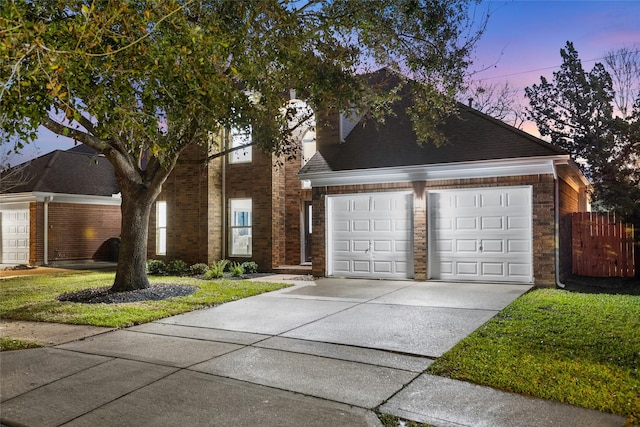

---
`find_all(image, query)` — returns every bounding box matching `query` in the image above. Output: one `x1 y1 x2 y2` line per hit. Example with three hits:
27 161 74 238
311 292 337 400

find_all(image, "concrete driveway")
1 278 625 426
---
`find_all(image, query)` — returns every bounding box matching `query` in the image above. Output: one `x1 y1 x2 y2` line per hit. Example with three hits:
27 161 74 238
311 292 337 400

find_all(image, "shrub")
166 259 188 276
241 261 259 274
147 259 166 275
189 263 209 276
230 262 245 277
203 260 229 280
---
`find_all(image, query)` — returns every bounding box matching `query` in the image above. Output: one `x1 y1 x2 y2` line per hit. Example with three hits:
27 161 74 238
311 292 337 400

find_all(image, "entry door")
304 201 312 263
1 206 30 264
327 192 413 279
429 187 532 283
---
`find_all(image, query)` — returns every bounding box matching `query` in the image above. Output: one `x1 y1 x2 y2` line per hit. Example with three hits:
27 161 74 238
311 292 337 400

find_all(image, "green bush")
203 260 229 280
230 262 245 277
166 259 188 275
189 263 209 276
241 261 259 274
146 259 166 275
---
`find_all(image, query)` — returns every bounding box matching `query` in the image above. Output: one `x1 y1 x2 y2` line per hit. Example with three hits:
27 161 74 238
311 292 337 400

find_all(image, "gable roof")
2 148 119 196
300 69 568 176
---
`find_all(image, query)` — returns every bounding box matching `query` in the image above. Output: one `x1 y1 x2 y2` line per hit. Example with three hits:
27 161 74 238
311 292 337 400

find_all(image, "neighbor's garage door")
1 204 30 264
328 192 413 279
429 187 532 283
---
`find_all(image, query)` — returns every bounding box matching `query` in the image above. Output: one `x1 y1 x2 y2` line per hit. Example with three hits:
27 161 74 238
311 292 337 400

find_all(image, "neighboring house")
0 146 121 265
299 70 590 286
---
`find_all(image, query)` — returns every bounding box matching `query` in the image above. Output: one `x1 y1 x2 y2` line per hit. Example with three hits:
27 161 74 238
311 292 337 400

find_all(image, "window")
229 198 252 256
156 201 167 255
229 126 252 163
301 129 316 189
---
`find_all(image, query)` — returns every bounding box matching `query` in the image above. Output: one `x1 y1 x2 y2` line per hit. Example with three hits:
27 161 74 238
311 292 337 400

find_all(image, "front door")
304 201 312 262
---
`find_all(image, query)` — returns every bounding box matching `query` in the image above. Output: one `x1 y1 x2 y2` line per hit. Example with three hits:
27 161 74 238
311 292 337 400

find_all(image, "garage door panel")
353 198 370 211
1 206 30 264
457 262 478 275
373 240 392 252
481 217 503 230
507 191 529 207
507 240 530 252
395 240 411 253
456 193 478 208
373 261 392 273
482 240 503 252
373 220 391 231
480 192 504 207
353 260 371 273
328 193 413 279
456 217 477 230
352 220 370 231
430 187 532 283
334 220 350 232
482 263 504 276
508 264 531 277
456 240 477 252
507 217 529 230
352 240 369 251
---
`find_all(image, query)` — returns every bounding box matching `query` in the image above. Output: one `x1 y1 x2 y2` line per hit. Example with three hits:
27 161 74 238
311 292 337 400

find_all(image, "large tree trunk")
110 187 157 292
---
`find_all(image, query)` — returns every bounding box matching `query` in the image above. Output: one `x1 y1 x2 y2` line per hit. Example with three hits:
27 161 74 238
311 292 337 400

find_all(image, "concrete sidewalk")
0 278 627 426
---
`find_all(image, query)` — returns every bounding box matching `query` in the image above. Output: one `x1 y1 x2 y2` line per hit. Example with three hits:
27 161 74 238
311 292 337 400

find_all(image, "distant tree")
461 80 526 128
0 135 34 193
525 41 639 221
604 45 640 118
1 0 485 291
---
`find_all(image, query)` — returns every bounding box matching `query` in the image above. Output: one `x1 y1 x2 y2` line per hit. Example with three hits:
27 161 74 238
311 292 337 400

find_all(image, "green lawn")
427 288 640 424
0 271 290 328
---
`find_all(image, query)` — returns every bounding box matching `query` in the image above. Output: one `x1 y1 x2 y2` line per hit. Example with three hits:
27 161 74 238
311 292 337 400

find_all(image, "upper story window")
301 129 316 189
229 126 252 163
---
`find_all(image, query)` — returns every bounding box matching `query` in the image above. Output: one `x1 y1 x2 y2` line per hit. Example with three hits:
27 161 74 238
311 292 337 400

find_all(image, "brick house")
151 70 588 286
299 71 589 286
0 146 121 265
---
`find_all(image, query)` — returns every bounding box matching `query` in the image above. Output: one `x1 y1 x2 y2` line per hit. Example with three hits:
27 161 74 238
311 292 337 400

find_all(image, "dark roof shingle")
301 69 566 175
3 148 119 196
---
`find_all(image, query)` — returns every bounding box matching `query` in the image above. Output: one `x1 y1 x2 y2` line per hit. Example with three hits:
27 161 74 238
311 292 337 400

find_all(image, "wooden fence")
572 212 636 278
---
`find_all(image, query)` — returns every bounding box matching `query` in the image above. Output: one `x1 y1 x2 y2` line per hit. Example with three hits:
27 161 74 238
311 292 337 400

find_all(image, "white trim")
0 192 121 206
301 155 585 187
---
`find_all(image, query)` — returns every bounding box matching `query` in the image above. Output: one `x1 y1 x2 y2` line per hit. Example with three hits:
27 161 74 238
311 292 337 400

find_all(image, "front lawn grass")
0 271 290 328
0 337 41 351
427 288 640 424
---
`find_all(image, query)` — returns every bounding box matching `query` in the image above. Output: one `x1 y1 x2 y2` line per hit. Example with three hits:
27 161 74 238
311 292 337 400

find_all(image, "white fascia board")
553 158 590 191
0 193 37 204
303 156 571 187
0 192 122 206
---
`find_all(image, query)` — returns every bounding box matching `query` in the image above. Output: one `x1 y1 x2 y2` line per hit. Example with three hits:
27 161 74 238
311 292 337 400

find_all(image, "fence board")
572 212 635 278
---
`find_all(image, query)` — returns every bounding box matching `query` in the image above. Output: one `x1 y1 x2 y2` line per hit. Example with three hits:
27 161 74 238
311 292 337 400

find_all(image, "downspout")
552 163 566 289
43 195 52 265
221 130 227 260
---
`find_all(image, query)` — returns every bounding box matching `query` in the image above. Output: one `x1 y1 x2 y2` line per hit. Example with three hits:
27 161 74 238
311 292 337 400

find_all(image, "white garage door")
328 192 413 279
429 187 532 283
1 204 30 264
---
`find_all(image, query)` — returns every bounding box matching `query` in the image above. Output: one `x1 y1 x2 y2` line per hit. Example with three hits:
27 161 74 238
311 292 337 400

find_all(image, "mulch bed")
58 284 198 304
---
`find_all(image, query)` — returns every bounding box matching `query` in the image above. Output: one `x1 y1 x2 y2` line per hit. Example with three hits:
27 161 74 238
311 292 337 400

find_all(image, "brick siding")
30 201 121 264
149 144 222 265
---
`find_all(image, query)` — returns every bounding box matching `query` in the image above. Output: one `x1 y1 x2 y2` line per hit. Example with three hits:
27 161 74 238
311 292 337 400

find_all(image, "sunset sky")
6 0 640 165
